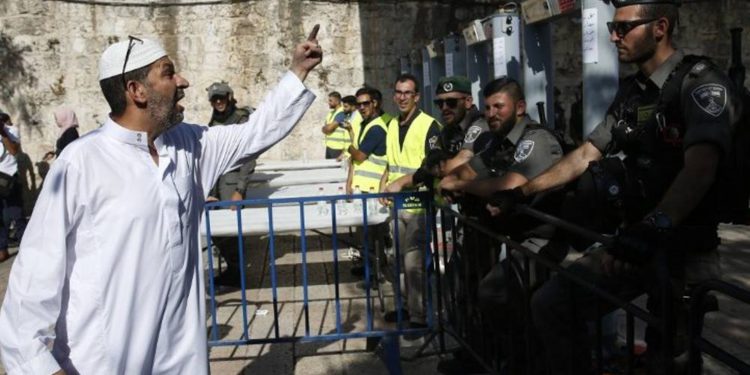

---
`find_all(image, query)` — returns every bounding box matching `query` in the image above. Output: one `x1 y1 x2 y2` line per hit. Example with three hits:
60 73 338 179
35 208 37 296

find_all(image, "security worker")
345 87 388 281
381 73 441 331
206 81 256 287
346 87 387 195
321 91 348 159
491 1 739 372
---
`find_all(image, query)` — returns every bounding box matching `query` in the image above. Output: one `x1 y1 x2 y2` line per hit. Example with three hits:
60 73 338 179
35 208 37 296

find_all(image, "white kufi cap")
98 37 167 81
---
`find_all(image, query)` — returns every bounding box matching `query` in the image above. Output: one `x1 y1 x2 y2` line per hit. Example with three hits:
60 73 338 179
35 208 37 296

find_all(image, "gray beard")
148 92 182 137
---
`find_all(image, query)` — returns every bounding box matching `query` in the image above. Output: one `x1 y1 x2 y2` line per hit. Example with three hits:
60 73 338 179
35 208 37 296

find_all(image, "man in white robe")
0 30 322 375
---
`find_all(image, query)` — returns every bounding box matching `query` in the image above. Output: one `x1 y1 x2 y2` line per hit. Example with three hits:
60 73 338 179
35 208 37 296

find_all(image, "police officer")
427 76 491 179
435 77 564 375
491 1 738 372
321 91 348 159
381 73 441 331
440 77 563 198
206 81 256 287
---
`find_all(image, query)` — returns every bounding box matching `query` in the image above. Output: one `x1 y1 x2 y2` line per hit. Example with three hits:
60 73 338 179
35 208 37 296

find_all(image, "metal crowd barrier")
202 191 438 375
688 279 750 374
435 203 750 375
201 190 750 374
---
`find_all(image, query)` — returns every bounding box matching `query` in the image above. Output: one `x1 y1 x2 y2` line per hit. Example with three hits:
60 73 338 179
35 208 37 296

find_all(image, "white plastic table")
255 159 341 172
244 182 348 200
203 202 389 237
247 168 347 187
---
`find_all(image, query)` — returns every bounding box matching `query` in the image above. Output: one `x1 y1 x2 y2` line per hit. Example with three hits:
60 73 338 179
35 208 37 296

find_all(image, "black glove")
611 221 664 265
488 186 526 214
412 167 432 187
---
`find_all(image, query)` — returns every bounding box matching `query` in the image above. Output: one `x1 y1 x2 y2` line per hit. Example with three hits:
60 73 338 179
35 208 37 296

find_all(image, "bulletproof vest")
478 123 553 175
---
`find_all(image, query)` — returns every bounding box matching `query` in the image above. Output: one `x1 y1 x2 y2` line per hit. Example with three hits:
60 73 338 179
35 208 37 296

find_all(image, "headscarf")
54 107 79 134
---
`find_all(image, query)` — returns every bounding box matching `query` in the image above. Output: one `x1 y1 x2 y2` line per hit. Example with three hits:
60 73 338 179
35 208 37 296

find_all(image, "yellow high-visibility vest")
385 111 440 213
324 106 349 150
351 115 388 192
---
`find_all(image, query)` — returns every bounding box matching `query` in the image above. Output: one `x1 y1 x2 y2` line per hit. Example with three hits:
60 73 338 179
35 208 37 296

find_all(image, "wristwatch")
643 209 673 231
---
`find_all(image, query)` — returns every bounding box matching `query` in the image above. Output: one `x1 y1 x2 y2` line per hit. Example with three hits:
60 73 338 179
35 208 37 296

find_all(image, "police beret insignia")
443 82 453 92
691 83 726 117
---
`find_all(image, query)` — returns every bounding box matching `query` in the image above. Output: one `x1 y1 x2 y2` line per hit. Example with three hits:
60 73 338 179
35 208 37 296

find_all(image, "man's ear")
516 99 526 116
126 80 148 106
653 17 669 40
464 95 474 109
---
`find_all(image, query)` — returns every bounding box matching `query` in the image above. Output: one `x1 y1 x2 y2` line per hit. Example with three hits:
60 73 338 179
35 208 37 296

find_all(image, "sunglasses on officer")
433 97 465 109
606 18 659 38
356 100 372 108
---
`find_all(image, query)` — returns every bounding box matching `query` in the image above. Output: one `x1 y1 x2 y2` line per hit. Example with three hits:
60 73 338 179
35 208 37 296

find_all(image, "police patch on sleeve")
464 126 483 144
691 83 727 117
514 140 535 163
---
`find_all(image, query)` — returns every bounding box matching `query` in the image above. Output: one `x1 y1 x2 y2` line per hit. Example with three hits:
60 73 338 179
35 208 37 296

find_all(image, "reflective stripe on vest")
325 106 349 149
351 115 388 192
385 111 440 213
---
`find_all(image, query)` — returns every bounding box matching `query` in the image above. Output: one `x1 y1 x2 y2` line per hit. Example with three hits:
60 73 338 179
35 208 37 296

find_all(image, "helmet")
206 81 233 101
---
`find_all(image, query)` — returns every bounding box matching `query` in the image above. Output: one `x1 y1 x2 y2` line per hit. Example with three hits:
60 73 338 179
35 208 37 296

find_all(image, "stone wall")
0 0 748 165
0 0 494 163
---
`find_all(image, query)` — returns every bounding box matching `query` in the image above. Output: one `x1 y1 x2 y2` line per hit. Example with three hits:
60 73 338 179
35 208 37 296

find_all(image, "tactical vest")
351 115 388 192
609 55 725 227
209 106 252 126
325 106 349 150
386 111 438 213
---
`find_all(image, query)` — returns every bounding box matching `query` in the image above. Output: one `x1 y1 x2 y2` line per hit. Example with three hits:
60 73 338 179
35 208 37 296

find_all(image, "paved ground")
0 224 748 374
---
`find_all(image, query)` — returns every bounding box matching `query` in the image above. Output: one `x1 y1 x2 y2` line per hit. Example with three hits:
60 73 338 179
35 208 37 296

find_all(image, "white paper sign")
423 60 431 86
582 8 599 64
446 52 454 76
492 37 507 78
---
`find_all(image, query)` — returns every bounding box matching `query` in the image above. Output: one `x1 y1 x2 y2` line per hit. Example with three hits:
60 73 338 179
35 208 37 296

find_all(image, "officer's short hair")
482 77 525 102
342 95 357 105
638 4 679 36
328 91 342 100
99 64 152 116
394 73 420 93
0 113 9 124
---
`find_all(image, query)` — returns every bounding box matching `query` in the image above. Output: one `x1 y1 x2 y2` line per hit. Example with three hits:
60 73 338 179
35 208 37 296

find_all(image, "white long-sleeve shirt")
0 72 314 374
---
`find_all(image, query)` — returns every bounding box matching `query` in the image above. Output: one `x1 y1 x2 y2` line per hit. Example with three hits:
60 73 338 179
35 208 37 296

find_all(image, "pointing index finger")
308 24 320 41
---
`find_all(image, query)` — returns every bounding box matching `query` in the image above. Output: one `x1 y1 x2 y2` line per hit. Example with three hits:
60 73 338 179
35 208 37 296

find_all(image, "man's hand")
229 191 243 211
206 196 219 202
379 182 401 206
291 25 323 81
439 175 462 192
610 221 663 265
486 186 525 217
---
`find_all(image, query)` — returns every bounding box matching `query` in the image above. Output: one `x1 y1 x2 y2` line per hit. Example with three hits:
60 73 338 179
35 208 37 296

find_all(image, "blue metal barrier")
203 191 437 373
